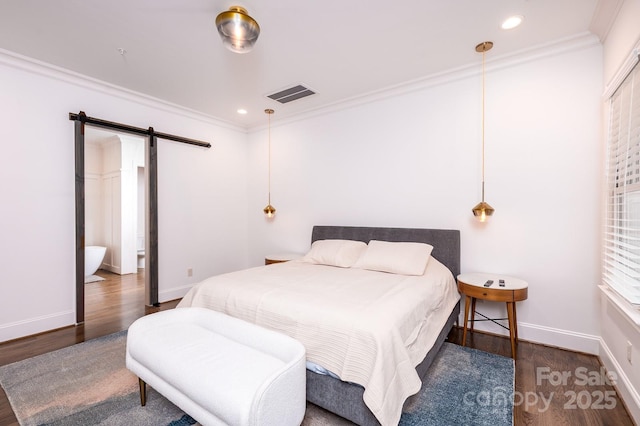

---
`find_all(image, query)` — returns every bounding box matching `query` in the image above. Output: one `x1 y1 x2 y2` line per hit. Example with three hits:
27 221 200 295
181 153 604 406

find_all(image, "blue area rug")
400 342 514 426
0 331 193 426
167 414 198 426
0 332 513 426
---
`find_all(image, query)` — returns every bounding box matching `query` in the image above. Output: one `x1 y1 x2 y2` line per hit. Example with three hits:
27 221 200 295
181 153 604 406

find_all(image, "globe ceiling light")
215 6 260 54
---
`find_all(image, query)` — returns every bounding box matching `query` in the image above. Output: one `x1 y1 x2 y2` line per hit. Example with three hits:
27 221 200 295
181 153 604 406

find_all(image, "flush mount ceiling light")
263 109 276 218
215 6 260 54
472 41 495 222
501 15 524 30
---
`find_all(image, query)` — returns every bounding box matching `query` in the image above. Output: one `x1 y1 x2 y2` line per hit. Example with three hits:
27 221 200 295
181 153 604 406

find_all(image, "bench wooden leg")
139 378 147 406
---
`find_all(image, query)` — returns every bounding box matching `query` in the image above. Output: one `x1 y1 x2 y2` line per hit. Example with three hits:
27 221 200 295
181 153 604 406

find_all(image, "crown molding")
603 38 640 99
589 0 625 43
0 48 247 133
251 33 601 133
0 33 601 137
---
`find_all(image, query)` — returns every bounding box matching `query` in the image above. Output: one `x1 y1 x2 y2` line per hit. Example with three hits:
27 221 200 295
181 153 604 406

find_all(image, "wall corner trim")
603 40 640 99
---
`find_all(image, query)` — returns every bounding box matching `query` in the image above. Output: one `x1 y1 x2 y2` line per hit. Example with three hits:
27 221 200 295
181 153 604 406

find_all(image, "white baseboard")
0 310 75 343
599 338 640 424
459 312 601 354
159 284 193 304
0 285 191 342
101 264 121 275
518 322 601 354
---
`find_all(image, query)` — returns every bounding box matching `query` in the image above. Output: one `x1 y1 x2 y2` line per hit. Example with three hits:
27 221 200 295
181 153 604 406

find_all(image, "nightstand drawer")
458 281 527 302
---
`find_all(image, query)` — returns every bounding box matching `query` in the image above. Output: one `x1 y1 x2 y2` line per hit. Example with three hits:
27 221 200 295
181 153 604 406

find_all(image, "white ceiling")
0 0 611 129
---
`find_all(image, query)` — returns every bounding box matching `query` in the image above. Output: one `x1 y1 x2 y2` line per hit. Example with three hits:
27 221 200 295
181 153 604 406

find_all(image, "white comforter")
177 257 460 426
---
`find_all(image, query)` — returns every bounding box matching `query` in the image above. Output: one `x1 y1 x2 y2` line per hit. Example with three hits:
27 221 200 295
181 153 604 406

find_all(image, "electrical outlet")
187 268 193 277
627 341 633 364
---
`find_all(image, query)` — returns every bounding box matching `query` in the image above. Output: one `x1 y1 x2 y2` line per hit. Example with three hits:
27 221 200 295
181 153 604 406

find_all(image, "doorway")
83 128 147 319
74 118 159 324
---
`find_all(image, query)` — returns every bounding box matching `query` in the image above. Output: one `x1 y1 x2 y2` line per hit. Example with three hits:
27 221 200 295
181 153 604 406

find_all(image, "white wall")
99 136 124 273
246 35 604 354
85 138 107 248
0 51 250 342
118 136 144 275
599 0 640 422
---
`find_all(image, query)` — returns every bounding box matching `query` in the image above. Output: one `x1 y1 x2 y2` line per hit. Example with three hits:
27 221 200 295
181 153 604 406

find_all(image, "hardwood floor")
447 328 636 425
0 275 635 426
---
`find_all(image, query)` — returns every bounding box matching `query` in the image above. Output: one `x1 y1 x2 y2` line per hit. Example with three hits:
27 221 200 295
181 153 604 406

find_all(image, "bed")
177 226 461 426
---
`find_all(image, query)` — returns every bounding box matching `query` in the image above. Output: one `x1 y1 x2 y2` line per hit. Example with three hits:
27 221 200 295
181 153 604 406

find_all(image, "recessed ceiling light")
501 15 524 30
237 108 248 114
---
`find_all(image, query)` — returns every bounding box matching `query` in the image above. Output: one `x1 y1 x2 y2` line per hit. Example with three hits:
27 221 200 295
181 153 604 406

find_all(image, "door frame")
71 111 211 323
73 120 159 323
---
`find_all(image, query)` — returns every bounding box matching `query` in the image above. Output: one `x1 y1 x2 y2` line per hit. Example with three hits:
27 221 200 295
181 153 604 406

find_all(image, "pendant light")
215 6 260 54
263 109 276 218
472 41 495 222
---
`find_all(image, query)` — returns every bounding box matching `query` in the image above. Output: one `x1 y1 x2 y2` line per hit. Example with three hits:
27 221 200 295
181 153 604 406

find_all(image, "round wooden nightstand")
457 273 528 359
264 253 303 265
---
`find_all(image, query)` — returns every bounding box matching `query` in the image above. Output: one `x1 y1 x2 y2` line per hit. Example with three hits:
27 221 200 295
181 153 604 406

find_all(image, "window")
604 61 640 306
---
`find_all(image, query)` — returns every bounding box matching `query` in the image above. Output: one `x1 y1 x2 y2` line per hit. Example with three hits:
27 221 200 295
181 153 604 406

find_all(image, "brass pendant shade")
472 41 495 222
472 202 494 220
215 6 260 54
263 203 276 217
472 188 495 222
264 109 276 218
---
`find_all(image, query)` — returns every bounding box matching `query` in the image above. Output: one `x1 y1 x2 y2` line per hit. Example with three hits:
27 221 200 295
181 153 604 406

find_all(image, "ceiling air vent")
267 84 316 104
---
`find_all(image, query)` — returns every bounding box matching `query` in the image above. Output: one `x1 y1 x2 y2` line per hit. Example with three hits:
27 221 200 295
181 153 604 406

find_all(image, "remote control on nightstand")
499 279 505 287
484 280 494 287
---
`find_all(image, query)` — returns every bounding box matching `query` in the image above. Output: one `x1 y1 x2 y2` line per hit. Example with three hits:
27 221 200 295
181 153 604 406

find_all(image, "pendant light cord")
481 46 486 202
262 108 276 216
267 110 272 205
472 41 494 220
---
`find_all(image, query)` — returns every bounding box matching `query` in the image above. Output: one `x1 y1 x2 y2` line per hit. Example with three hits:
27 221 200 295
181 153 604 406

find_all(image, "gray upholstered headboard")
311 226 460 277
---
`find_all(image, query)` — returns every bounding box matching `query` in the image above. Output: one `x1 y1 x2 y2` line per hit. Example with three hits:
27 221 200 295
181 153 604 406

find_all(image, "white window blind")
604 61 640 306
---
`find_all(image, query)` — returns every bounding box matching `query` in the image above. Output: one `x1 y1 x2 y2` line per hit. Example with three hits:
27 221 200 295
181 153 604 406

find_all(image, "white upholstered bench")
126 307 306 426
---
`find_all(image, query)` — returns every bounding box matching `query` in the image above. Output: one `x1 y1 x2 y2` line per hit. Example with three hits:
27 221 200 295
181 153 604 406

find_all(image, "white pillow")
353 240 433 275
302 239 367 268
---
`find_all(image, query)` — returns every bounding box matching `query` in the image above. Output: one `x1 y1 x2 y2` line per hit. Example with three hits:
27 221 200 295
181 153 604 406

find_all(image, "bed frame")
305 225 461 426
